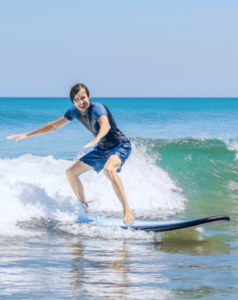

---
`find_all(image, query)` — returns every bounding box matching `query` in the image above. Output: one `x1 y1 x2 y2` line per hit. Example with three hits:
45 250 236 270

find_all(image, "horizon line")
1 96 238 99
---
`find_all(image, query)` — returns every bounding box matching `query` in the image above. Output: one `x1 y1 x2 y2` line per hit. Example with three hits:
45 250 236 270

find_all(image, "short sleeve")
91 102 108 121
64 106 79 121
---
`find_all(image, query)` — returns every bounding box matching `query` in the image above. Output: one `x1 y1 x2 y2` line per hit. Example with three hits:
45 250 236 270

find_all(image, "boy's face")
73 89 90 113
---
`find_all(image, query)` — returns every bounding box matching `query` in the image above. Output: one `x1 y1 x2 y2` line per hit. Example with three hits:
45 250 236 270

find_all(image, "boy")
7 84 134 223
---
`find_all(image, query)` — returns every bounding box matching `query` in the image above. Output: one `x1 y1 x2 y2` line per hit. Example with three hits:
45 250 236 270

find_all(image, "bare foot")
124 210 134 223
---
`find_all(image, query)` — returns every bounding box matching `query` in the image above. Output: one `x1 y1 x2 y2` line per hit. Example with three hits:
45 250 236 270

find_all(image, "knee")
103 166 115 181
66 168 76 180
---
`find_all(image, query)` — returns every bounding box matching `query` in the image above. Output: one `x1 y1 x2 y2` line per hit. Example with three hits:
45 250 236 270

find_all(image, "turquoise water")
1 98 238 299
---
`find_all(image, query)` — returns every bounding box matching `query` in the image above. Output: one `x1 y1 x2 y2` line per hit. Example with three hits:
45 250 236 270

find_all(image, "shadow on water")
152 227 233 254
158 238 231 254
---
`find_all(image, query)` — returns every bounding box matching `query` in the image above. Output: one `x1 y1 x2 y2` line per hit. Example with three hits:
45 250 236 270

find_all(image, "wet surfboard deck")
84 215 230 232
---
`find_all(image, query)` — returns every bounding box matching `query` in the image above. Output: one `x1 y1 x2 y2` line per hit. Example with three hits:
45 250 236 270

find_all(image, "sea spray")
0 143 186 239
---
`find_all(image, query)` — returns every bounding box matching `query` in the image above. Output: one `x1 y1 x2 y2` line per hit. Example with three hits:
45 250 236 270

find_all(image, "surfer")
7 83 134 223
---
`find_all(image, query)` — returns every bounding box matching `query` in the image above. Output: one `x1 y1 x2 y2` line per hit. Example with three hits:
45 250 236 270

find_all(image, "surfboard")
84 215 230 232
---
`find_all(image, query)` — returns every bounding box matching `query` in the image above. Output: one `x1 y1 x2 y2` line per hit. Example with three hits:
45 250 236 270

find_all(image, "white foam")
224 139 238 161
0 175 45 239
0 143 186 240
56 222 160 241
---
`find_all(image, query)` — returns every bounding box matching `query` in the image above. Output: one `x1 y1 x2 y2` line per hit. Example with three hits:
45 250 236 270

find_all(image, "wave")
0 143 186 240
2 137 236 241
133 137 238 155
132 137 238 216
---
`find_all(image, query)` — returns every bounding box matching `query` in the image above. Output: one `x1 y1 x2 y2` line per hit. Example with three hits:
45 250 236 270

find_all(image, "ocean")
0 97 238 299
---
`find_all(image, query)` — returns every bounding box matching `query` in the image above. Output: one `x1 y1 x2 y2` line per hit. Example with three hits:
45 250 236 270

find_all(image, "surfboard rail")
121 215 230 232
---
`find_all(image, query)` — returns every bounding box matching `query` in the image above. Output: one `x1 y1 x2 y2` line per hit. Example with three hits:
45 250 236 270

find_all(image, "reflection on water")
0 229 238 299
68 240 172 299
69 242 130 299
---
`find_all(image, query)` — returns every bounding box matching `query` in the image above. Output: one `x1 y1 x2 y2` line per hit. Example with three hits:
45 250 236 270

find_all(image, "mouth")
78 104 86 111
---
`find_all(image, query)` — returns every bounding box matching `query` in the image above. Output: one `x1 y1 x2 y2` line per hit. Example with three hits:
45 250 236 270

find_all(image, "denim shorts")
80 138 132 173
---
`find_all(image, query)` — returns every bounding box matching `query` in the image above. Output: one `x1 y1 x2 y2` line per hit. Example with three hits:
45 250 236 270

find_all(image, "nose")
76 99 83 104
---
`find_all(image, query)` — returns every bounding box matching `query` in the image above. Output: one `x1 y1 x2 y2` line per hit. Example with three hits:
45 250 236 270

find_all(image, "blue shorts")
80 138 132 173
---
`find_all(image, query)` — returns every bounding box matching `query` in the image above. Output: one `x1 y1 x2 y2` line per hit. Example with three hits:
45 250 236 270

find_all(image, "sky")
0 0 238 97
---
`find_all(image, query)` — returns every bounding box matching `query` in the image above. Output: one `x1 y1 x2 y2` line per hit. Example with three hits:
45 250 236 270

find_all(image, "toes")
124 217 134 223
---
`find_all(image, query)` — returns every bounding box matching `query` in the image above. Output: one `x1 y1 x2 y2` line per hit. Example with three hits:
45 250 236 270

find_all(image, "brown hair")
70 83 90 103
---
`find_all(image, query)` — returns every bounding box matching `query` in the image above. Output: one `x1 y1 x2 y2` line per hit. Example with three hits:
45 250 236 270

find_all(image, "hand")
7 134 27 142
83 137 100 149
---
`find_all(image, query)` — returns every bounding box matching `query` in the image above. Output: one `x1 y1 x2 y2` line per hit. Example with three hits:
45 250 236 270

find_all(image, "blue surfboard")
83 215 230 232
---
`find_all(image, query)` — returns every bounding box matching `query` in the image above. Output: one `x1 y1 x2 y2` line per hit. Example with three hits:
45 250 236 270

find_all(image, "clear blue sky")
0 0 237 97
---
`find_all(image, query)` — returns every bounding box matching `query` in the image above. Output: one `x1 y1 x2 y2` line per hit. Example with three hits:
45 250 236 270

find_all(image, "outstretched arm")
83 115 111 149
7 116 70 141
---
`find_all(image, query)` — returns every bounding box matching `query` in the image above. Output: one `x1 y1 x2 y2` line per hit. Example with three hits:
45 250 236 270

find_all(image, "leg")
103 155 134 223
66 160 93 205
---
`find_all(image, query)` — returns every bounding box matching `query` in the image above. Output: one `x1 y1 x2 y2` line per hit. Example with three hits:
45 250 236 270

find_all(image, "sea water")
0 98 238 299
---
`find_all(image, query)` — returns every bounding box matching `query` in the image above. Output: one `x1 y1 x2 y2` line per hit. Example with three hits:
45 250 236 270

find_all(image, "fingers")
83 140 97 149
83 138 100 149
7 135 20 139
83 142 93 149
6 134 26 141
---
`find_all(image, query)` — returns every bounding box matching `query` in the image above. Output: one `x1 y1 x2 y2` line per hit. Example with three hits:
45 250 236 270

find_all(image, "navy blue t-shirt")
64 101 125 149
